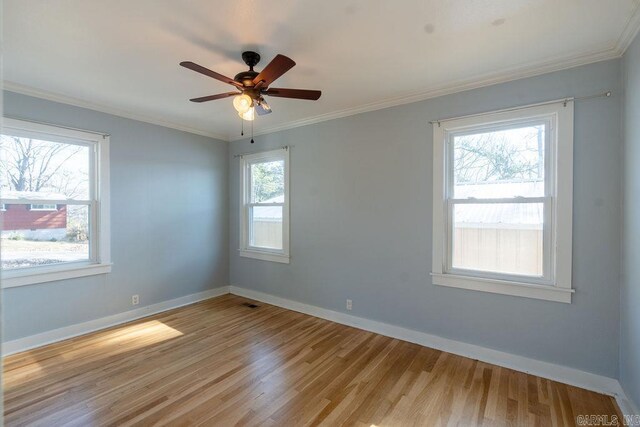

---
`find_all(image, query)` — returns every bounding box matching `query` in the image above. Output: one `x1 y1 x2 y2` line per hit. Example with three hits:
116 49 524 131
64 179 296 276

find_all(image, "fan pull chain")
241 118 244 136
250 120 254 144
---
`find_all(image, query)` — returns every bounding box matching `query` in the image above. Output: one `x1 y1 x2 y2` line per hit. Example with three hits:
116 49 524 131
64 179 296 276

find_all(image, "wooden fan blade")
189 92 240 103
180 61 243 88
252 54 296 86
263 88 322 100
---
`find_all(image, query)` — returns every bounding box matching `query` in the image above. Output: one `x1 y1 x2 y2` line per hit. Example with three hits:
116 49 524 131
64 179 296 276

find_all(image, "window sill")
431 272 573 303
2 262 112 288
239 249 290 264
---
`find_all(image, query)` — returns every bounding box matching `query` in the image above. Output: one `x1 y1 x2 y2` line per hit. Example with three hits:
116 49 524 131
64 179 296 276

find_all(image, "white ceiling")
4 0 640 141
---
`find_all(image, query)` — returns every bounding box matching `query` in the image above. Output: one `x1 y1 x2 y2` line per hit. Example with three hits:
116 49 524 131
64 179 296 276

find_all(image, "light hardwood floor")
4 294 621 426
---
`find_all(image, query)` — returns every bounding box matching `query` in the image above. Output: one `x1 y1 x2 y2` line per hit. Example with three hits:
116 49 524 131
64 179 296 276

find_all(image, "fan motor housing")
181 51 320 105
241 51 261 68
234 70 259 86
236 51 262 86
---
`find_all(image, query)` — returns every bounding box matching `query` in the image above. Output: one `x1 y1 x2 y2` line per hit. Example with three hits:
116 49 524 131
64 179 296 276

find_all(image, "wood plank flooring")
4 294 621 426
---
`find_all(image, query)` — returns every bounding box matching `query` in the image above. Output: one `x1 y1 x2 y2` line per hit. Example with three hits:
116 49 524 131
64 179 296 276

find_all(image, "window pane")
453 124 545 198
250 205 283 250
1 204 90 269
0 134 91 200
250 160 284 203
452 203 543 276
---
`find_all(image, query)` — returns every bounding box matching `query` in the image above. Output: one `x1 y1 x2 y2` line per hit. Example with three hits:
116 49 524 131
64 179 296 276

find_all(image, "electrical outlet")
346 299 352 311
132 295 139 306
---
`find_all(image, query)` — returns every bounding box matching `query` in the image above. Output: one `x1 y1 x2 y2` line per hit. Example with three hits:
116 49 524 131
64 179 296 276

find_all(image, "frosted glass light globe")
233 94 252 113
239 107 255 121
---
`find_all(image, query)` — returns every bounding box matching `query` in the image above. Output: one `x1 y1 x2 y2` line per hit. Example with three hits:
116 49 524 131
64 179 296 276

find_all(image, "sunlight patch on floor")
4 320 184 390
92 320 184 349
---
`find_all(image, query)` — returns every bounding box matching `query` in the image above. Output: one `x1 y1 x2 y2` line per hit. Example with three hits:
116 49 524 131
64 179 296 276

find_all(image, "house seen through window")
29 203 58 211
0 136 90 269
0 118 110 283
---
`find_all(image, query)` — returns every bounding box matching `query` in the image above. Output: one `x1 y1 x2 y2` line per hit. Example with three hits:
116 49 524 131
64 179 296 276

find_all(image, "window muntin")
240 149 289 263
0 118 110 283
431 101 574 303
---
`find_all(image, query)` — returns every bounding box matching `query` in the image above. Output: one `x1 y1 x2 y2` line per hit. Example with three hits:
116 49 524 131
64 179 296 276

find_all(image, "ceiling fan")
180 51 321 121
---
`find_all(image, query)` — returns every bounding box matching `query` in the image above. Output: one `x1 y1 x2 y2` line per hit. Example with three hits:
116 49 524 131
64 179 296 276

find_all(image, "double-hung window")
1 118 111 287
239 148 290 263
431 101 574 303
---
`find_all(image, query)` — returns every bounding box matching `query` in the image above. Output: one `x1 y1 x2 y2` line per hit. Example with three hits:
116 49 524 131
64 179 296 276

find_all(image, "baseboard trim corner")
3 285 230 356
229 285 623 399
616 385 640 417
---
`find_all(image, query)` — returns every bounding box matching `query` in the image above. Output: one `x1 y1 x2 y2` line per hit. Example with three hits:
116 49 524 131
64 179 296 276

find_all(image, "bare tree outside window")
0 136 88 198
453 125 544 185
0 135 91 269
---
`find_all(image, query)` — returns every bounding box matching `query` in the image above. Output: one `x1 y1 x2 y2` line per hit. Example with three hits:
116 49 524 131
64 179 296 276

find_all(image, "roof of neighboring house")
455 203 543 227
455 181 544 227
250 183 544 227
253 194 284 221
454 180 544 199
1 190 68 202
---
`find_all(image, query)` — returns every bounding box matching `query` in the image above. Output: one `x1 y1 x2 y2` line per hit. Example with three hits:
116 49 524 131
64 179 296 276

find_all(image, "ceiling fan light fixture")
239 107 255 121
259 99 271 112
233 94 253 113
180 52 321 135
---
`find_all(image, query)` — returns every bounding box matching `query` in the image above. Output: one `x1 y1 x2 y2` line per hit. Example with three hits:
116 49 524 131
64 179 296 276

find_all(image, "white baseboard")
2 286 230 356
229 285 625 401
4 283 636 414
616 385 640 417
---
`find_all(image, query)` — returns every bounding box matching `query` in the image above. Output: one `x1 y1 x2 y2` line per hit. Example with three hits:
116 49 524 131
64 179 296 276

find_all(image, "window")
431 101 574 303
30 204 58 211
0 118 111 287
239 148 289 263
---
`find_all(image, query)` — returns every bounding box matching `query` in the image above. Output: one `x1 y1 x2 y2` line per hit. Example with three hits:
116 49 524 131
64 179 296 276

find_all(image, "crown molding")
2 81 230 142
231 4 640 141
2 42 626 145
615 0 640 55
5 4 640 144
231 46 623 141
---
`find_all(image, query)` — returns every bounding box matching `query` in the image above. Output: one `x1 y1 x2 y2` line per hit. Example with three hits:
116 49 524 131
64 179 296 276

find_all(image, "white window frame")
239 148 290 264
1 117 111 288
431 101 574 303
29 204 58 211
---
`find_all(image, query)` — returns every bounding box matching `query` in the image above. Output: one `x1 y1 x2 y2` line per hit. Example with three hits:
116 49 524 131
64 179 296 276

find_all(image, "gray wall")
622 33 640 408
2 91 229 341
230 59 622 378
